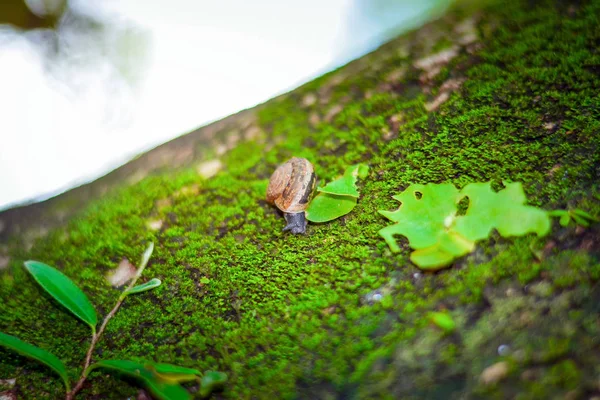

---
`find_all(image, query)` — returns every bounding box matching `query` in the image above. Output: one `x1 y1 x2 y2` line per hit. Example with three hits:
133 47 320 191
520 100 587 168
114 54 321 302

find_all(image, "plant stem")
66 243 154 400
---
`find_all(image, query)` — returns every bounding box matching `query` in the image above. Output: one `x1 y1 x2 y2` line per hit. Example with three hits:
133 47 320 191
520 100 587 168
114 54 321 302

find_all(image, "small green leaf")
140 242 155 271
147 362 202 384
572 209 598 222
317 164 367 198
571 214 590 227
0 332 70 391
306 164 368 223
306 193 357 223
428 312 456 334
124 278 162 296
548 210 569 217
88 360 191 400
357 164 370 179
23 261 97 333
200 371 228 397
559 213 571 227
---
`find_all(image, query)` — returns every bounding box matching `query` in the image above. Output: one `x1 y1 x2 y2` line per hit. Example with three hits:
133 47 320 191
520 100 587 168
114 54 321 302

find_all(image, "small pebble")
362 290 384 305
480 361 509 385
497 344 510 356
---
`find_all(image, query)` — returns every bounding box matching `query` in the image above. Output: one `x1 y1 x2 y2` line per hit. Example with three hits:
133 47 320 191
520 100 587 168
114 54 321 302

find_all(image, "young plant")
548 208 599 227
0 243 226 400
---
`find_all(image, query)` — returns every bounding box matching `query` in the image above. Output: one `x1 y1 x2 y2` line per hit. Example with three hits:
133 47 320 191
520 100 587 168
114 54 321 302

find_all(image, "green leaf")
139 242 155 271
124 278 162 296
572 209 598 221
23 261 97 333
357 164 370 179
378 183 475 268
378 182 550 270
379 183 461 248
0 332 70 391
306 164 368 223
571 214 590 227
147 362 202 384
428 312 456 334
559 213 571 227
306 193 357 223
200 371 228 397
87 360 191 400
453 182 551 241
317 164 368 198
410 247 455 270
548 210 569 217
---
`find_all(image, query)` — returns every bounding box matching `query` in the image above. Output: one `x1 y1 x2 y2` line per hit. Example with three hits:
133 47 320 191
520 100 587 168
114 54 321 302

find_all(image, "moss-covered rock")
1 0 599 398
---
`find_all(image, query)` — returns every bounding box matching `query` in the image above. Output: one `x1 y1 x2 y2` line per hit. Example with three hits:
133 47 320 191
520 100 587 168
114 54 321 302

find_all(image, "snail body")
266 157 316 234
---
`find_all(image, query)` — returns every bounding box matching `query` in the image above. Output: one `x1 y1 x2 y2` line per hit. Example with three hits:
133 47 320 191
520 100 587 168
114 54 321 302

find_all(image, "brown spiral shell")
266 157 316 213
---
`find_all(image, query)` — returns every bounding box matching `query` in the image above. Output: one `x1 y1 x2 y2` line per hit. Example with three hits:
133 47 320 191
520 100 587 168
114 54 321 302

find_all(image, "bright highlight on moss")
379 182 551 270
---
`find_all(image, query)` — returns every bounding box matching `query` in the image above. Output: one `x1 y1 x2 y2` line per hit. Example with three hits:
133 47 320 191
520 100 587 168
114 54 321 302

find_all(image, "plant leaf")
139 242 155 271
318 164 367 198
124 278 162 296
378 183 463 250
378 182 549 270
548 209 568 217
571 214 590 227
572 208 598 222
87 360 191 400
453 182 551 241
0 332 70 391
23 261 97 333
306 193 357 223
146 362 202 384
410 247 456 270
559 213 571 227
199 371 228 397
306 164 368 223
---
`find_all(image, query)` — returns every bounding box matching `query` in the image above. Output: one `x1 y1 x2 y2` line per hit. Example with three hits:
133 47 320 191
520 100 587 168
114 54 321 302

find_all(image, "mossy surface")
1 0 599 398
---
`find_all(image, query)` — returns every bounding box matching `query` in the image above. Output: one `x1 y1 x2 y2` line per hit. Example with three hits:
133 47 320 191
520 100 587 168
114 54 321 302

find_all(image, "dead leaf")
106 258 137 287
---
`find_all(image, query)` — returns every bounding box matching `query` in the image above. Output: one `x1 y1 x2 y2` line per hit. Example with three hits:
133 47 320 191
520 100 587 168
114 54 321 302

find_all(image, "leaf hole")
414 191 423 200
456 196 470 216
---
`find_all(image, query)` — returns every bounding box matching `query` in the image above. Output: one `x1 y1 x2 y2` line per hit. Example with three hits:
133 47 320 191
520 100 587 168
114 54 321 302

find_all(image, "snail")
266 157 316 234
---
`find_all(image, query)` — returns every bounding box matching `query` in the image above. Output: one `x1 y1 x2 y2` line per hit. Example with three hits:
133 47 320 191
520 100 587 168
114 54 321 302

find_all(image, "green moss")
1 0 599 398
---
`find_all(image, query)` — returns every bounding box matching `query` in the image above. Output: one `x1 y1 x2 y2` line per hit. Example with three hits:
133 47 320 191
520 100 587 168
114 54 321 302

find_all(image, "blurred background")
0 0 450 211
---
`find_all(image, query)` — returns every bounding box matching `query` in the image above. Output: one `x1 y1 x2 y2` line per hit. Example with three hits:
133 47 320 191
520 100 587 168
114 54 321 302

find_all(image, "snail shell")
266 157 316 234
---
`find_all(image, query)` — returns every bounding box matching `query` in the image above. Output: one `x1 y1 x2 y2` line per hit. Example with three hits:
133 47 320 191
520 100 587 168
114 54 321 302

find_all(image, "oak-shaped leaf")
453 182 550 241
378 183 475 270
379 181 551 270
23 261 97 334
0 332 70 391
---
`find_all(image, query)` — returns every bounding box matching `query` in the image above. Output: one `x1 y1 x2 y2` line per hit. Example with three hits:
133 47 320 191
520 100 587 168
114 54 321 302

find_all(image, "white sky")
0 0 445 210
